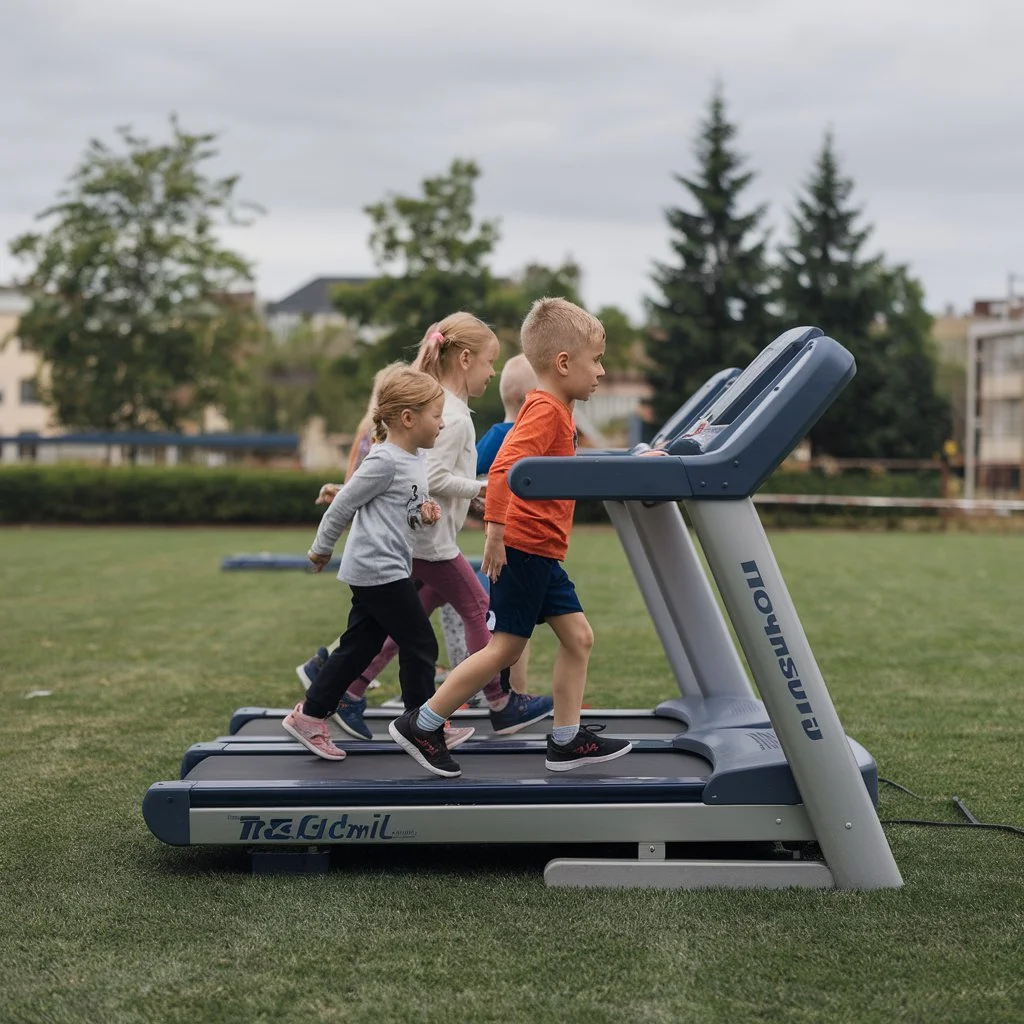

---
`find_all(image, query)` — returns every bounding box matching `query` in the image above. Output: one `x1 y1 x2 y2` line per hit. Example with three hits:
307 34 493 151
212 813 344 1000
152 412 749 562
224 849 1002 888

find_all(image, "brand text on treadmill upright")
741 560 823 741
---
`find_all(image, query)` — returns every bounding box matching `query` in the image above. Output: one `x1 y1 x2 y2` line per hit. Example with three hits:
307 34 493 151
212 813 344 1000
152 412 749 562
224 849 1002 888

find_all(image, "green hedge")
0 466 328 525
760 469 943 498
0 465 945 526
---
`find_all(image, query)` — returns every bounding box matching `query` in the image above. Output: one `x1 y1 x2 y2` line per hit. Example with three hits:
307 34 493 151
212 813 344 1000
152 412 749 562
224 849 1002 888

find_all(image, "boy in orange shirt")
390 298 633 777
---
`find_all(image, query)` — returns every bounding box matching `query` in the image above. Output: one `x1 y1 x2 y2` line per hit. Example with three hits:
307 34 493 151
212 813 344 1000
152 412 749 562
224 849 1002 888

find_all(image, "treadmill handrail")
509 333 855 502
510 455 696 502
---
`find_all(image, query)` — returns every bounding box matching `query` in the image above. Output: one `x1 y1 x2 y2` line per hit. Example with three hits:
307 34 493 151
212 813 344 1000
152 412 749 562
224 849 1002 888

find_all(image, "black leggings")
302 578 438 718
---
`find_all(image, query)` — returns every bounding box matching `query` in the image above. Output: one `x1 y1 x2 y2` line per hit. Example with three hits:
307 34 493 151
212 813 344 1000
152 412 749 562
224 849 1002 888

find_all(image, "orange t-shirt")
484 390 578 560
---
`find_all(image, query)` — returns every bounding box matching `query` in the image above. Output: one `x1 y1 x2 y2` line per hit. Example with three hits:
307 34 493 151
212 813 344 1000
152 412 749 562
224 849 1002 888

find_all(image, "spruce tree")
778 130 883 455
645 87 775 427
779 132 949 456
866 266 951 458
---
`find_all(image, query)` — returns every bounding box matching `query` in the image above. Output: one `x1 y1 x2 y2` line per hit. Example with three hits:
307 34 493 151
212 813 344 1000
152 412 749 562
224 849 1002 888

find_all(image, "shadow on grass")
140 839 805 878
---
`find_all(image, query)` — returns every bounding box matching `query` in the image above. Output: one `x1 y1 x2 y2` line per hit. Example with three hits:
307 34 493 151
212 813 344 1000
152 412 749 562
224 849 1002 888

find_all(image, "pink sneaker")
282 703 346 761
444 722 475 750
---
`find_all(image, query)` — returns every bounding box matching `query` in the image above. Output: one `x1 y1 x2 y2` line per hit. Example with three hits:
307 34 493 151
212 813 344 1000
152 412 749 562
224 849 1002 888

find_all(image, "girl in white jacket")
333 313 554 741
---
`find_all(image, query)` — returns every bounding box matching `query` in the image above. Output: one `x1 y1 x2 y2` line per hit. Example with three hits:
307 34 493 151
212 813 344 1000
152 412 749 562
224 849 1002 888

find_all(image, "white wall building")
0 287 57 461
965 318 1024 497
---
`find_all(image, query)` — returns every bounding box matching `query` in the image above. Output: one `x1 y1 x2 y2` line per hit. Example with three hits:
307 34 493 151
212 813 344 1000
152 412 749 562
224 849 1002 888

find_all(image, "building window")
17 432 38 461
981 398 1023 439
19 379 39 404
981 334 1024 376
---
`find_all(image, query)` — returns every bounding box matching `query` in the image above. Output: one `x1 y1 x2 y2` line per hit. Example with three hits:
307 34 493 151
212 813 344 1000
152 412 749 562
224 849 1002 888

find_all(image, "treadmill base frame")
543 857 835 889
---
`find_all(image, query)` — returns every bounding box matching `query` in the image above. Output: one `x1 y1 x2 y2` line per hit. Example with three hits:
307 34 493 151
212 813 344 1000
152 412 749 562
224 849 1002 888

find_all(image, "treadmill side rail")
543 859 835 890
184 801 816 846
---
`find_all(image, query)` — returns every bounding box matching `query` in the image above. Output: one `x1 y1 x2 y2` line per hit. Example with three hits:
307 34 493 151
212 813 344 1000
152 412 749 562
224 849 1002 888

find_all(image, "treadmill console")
509 326 855 502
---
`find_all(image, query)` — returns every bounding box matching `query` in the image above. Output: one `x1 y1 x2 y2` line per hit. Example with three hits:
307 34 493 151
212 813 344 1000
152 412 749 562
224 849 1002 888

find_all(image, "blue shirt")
476 422 514 475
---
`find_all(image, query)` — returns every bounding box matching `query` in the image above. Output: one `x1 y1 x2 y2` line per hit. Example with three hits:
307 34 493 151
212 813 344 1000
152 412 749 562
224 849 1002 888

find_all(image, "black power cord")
877 777 1024 838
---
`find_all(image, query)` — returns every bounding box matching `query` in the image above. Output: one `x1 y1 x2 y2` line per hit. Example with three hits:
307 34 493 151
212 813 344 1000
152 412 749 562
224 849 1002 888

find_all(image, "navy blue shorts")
490 546 584 638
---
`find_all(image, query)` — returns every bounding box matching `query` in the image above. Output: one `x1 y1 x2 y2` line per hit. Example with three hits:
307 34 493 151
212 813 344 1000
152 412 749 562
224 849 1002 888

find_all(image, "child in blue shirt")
474 353 538 476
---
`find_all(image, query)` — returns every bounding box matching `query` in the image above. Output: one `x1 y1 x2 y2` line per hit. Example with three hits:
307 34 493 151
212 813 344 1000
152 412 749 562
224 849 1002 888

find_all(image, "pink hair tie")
429 331 444 346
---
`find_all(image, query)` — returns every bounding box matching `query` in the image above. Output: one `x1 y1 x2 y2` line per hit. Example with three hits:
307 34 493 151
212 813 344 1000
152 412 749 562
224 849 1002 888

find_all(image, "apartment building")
965 298 1024 497
0 286 55 449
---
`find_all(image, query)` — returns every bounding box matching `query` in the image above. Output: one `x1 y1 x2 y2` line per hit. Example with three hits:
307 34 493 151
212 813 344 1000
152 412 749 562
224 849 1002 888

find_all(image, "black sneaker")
544 723 633 772
388 708 462 778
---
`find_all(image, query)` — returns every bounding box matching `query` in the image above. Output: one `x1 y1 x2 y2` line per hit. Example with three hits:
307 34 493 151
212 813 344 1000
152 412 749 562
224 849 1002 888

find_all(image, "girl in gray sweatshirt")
280 366 451 762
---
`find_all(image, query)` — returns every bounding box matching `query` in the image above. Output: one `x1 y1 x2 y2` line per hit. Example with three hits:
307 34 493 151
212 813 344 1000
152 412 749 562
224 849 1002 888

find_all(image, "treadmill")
217 362 766 751
143 327 903 891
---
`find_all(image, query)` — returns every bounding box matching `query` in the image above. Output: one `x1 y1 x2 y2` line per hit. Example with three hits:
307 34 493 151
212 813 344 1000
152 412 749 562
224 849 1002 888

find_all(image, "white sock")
551 724 579 745
416 704 446 733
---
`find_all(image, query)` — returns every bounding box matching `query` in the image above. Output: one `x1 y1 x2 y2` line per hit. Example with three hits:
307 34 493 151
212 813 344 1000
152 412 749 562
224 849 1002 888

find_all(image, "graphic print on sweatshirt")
405 484 427 529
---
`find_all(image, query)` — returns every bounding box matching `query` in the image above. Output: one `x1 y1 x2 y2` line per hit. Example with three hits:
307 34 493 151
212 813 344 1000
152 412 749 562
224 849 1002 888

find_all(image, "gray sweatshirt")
310 442 433 587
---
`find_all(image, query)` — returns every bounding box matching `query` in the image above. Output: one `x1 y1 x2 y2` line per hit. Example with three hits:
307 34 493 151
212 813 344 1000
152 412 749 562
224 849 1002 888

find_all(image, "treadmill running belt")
185 748 711 783
231 715 684 741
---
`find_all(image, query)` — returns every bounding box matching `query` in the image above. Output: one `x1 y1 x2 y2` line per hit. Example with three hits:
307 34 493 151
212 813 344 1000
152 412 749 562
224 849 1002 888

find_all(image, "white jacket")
413 388 480 561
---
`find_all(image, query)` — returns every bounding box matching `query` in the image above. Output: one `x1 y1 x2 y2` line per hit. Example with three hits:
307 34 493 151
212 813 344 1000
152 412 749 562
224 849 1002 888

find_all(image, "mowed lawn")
1 524 1022 1024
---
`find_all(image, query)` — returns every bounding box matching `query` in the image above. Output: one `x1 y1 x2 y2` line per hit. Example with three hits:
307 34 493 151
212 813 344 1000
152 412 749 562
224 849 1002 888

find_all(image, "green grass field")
1 525 1022 1024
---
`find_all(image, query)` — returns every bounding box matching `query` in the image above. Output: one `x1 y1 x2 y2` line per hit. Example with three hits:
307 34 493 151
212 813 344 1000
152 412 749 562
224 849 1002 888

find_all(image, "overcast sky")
2 0 1022 321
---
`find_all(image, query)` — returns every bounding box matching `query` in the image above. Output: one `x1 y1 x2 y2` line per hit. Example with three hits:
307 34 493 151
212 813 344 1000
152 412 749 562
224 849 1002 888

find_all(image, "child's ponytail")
371 411 389 443
414 325 446 380
413 313 496 382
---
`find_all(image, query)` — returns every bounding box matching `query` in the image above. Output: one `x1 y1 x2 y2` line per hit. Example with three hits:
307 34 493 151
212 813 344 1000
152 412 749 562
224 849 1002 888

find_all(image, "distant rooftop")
972 297 1024 320
265 276 371 317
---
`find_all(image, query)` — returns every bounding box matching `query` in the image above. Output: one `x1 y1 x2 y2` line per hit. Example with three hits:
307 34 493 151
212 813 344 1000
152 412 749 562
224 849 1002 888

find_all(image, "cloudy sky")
2 0 1022 320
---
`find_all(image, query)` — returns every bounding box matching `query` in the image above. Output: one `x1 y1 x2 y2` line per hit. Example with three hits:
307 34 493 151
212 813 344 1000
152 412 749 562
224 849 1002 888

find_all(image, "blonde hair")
371 364 444 443
414 311 498 382
346 364 392 480
520 297 604 374
498 353 538 417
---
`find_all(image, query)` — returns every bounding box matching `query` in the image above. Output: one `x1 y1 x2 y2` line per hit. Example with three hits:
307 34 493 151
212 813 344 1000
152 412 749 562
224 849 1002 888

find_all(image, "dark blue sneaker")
333 693 373 741
488 692 554 735
295 646 330 690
